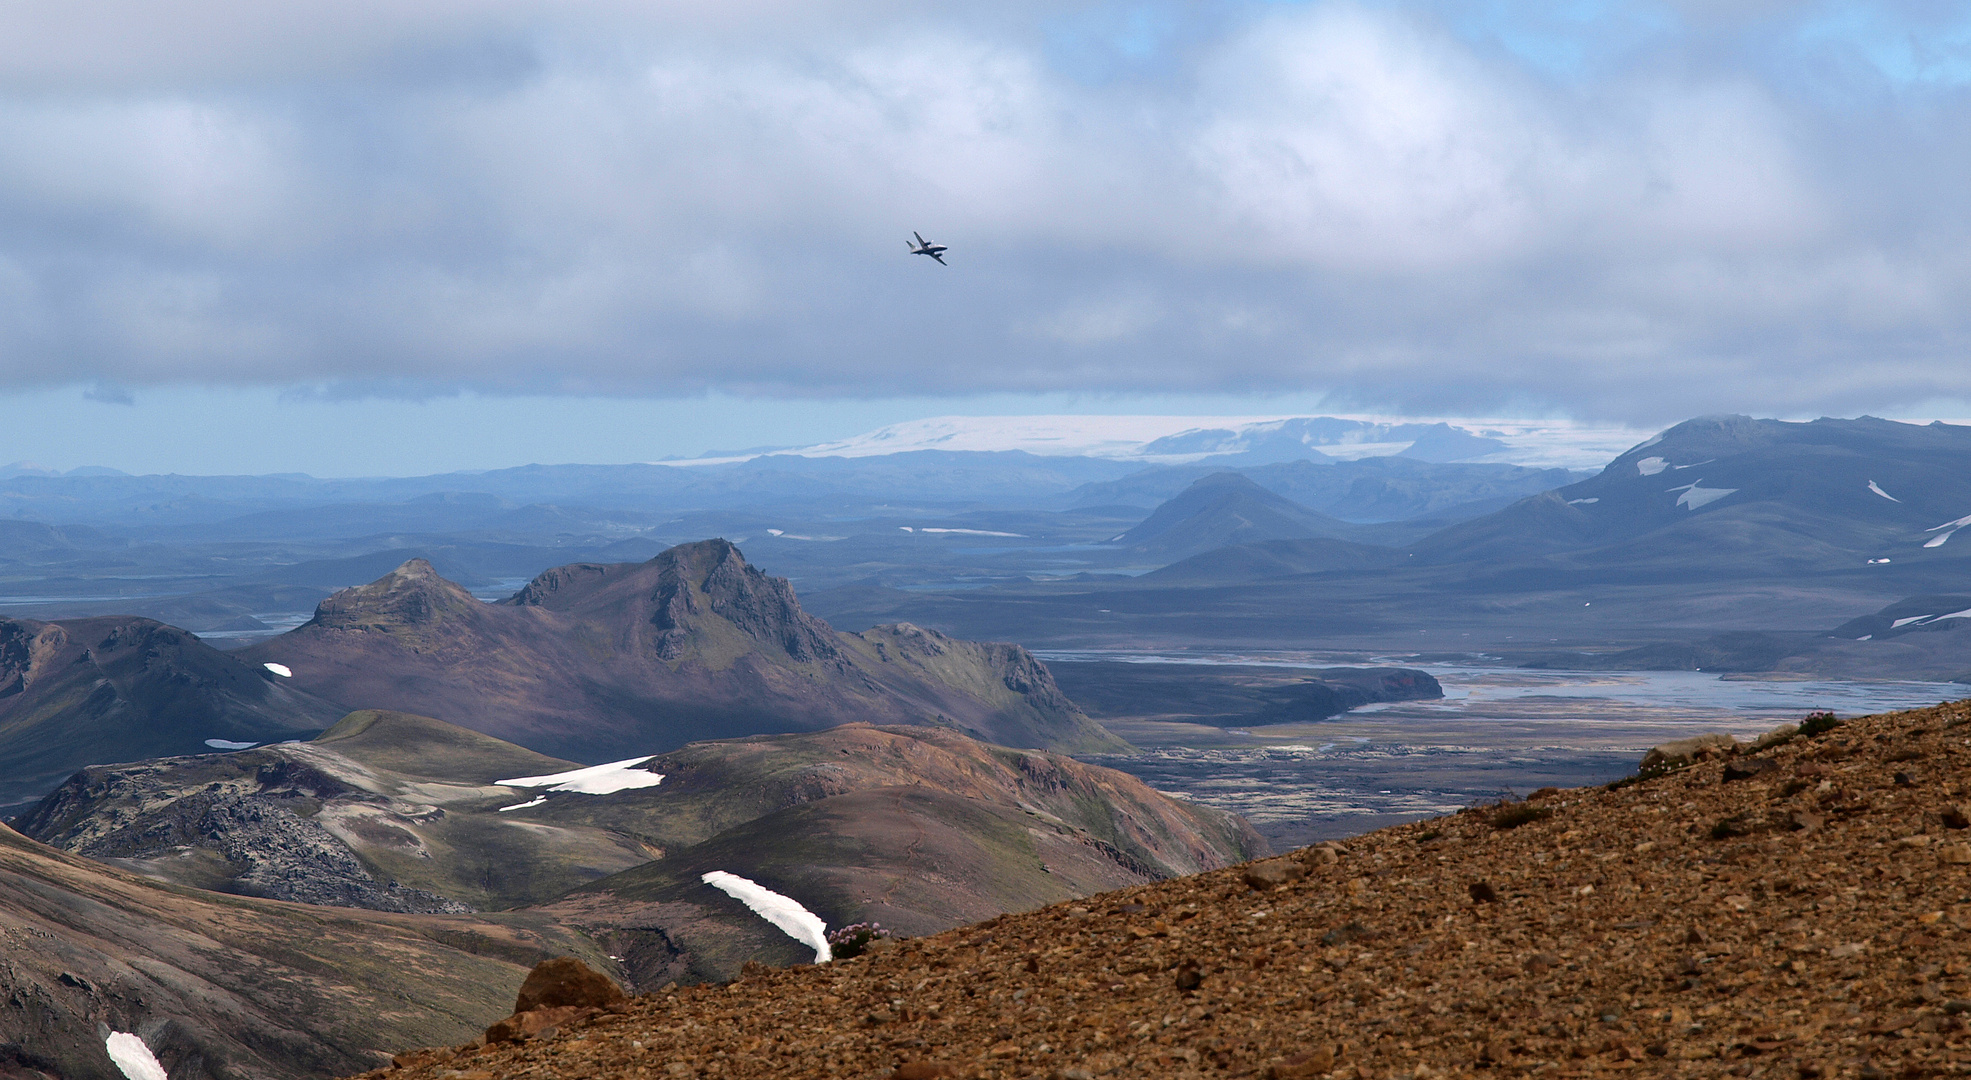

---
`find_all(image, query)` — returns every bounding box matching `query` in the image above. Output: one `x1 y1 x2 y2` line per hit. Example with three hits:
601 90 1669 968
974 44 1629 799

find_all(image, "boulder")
1640 734 1740 773
513 957 624 1014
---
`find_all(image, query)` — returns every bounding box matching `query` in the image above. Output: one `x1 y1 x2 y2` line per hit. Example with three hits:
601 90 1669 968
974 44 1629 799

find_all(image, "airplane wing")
913 231 927 245
929 251 946 264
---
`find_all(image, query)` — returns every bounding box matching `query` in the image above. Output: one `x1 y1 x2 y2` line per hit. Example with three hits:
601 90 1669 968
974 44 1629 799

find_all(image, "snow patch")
1636 456 1668 476
766 529 784 536
917 528 1025 537
204 738 258 751
1923 513 1971 548
1566 497 1599 505
262 663 292 678
497 795 548 813
1857 635 1872 641
1868 481 1901 502
701 870 831 963
1892 615 1932 629
499 756 665 795
106 1033 167 1080
1667 480 1737 510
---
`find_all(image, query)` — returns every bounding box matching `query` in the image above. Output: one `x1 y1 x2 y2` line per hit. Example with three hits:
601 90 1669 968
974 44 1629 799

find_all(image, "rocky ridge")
241 541 1125 760
362 698 1971 1080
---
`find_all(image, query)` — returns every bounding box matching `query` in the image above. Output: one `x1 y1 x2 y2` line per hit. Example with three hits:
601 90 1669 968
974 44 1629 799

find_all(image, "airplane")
908 232 948 265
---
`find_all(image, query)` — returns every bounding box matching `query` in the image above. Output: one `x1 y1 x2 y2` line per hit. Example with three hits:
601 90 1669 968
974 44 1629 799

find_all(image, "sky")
4 0 1971 474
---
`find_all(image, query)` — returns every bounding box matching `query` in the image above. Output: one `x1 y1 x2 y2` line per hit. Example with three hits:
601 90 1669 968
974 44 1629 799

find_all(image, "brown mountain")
0 819 608 1080
0 614 341 811
16 713 1261 987
363 697 1971 1080
239 540 1123 761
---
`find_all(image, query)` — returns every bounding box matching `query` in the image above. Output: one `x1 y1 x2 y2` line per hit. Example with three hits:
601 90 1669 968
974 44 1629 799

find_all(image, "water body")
1056 652 1960 850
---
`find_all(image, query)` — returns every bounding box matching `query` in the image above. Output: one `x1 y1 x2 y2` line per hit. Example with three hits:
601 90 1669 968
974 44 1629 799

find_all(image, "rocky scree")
357 698 1971 1080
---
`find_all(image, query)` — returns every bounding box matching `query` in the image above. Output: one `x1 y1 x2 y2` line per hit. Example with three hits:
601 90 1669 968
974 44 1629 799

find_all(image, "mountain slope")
240 540 1123 759
0 615 342 810
362 697 1971 1080
0 820 608 1080
1415 415 1971 576
1113 474 1362 558
16 716 1260 986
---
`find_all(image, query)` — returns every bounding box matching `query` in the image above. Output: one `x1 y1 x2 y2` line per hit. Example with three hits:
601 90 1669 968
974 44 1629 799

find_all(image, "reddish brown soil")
361 699 1971 1080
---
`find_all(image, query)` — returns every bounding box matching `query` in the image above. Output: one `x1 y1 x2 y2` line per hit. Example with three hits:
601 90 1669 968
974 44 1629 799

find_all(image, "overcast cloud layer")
2 0 1969 420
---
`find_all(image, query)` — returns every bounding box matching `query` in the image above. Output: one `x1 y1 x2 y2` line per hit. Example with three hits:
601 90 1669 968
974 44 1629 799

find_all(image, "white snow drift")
105 1033 167 1080
1924 513 1971 548
204 738 258 750
498 756 666 795
701 870 831 963
1868 481 1901 502
262 663 292 677
497 795 548 813
1636 456 1668 476
1668 480 1737 510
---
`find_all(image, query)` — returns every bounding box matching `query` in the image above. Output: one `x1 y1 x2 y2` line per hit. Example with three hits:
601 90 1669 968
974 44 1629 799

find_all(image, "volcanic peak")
307 556 487 633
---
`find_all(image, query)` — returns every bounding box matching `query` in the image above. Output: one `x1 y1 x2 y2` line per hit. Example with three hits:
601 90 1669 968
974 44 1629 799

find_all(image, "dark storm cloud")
1 0 1969 420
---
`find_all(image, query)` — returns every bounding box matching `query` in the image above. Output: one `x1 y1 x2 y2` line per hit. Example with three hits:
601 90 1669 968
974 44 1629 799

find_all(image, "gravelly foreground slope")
361 698 1971 1080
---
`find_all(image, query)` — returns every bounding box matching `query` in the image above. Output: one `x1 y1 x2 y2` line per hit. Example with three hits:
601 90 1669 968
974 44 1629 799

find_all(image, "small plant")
826 922 891 960
1799 711 1841 737
1490 801 1554 830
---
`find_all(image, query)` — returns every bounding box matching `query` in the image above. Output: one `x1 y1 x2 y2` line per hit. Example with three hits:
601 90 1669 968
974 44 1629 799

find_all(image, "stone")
1944 805 1971 829
1266 1045 1335 1079
1641 734 1740 772
513 957 624 1014
890 1062 956 1079
1303 845 1341 867
1940 844 1971 866
1243 859 1306 890
1750 724 1799 752
1722 758 1779 782
484 1005 592 1044
1174 959 1203 992
1469 881 1498 903
1524 953 1561 975
1787 811 1823 833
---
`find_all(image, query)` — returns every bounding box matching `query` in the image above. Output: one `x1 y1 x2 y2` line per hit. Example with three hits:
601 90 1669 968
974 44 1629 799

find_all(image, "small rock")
1787 811 1824 833
985 1041 1020 1059
1722 758 1779 782
1942 805 1970 829
1524 953 1561 974
513 957 624 1014
1265 1045 1335 1079
1894 771 1916 787
1321 922 1372 946
1302 845 1341 867
1050 1070 1095 1080
1243 858 1305 890
1174 959 1203 992
891 1062 956 1079
1468 881 1498 903
1940 843 1971 865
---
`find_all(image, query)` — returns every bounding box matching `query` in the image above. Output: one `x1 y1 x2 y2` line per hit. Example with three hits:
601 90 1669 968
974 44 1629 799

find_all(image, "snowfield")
1923 513 1971 548
498 756 665 795
497 795 549 813
1668 481 1737 510
702 870 832 963
204 739 259 751
1636 457 1668 476
263 663 292 677
106 1032 167 1080
1868 481 1901 502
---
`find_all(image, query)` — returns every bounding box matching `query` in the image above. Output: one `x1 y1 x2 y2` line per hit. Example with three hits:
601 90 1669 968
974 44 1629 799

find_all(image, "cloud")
0 1 1968 420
